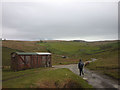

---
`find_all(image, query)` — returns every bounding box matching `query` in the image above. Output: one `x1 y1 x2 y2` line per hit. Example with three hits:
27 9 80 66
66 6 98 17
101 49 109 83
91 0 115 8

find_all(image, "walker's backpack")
78 62 84 68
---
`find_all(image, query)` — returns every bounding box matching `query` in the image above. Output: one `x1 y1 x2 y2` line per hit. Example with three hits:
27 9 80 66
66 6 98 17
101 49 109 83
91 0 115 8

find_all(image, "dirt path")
53 64 119 89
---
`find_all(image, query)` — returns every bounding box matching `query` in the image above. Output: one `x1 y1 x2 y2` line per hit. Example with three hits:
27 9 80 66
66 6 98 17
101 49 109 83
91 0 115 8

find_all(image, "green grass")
2 47 23 66
2 40 119 80
37 41 119 63
37 41 102 64
86 48 119 79
2 68 93 88
38 41 100 55
39 41 119 79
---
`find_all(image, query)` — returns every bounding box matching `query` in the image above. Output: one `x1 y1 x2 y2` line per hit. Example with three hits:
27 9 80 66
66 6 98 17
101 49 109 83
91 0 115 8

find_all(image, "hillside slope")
2 40 119 79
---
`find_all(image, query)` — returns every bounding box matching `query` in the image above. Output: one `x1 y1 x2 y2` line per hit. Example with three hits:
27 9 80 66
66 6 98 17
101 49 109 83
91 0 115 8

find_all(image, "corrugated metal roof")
16 52 51 55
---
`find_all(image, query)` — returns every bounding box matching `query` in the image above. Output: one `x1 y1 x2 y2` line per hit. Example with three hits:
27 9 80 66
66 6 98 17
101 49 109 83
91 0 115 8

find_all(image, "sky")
1 0 118 41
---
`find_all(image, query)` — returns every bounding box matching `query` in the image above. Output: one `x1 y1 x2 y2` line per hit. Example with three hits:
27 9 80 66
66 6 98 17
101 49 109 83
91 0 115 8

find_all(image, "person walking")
78 59 84 76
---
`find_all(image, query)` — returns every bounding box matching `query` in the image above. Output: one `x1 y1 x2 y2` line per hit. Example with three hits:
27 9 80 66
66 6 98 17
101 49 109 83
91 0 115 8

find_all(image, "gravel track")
53 64 119 89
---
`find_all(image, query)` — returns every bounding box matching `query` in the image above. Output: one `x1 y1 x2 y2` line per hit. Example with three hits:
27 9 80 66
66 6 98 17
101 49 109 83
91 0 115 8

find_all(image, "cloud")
2 1 118 41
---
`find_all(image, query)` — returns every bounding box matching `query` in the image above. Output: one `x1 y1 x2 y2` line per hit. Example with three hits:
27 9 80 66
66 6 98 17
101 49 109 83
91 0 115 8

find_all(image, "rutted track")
53 64 119 89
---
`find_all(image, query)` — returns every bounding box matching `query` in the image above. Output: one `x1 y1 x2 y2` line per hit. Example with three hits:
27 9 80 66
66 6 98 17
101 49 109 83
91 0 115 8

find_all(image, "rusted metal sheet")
11 52 52 71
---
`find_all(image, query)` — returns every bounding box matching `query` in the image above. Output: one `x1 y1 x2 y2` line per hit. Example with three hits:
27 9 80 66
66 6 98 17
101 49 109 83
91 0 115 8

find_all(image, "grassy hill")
2 40 47 66
2 40 119 79
86 42 119 79
2 47 23 66
2 40 47 52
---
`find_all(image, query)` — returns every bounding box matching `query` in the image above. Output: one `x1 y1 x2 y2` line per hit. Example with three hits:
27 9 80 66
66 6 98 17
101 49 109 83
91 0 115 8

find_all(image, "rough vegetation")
2 40 119 81
2 68 93 88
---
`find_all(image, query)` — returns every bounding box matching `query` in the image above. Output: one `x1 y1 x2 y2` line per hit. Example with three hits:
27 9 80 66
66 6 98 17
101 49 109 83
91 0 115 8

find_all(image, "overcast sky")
2 0 118 41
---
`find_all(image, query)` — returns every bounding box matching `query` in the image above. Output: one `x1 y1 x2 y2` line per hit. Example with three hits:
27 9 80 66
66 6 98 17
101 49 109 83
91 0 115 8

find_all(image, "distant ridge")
1 39 119 42
72 40 86 42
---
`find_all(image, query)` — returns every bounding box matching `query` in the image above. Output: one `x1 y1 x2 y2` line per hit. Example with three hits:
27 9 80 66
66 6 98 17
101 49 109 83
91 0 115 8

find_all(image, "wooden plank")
18 55 29 67
50 55 52 67
30 55 32 68
40 55 42 67
37 55 39 67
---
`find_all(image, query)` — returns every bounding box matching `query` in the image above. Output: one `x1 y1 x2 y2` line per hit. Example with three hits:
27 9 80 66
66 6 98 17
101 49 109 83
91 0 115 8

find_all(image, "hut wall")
11 54 19 71
11 53 52 71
